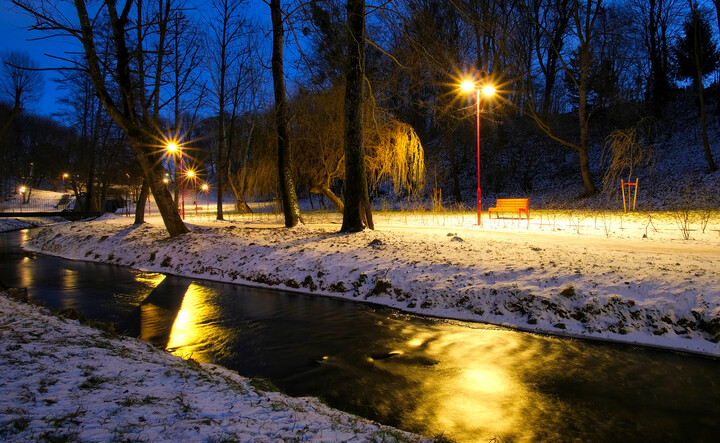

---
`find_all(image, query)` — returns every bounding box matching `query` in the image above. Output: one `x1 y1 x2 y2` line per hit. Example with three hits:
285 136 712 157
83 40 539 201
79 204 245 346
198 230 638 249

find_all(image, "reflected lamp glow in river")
397 329 534 439
134 272 166 287
166 283 222 360
62 268 78 291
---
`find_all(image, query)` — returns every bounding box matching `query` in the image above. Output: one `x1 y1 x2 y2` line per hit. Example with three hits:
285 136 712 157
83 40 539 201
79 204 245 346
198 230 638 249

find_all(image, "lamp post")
201 183 209 211
18 186 26 212
461 76 496 226
187 169 197 216
62 173 69 192
166 141 184 219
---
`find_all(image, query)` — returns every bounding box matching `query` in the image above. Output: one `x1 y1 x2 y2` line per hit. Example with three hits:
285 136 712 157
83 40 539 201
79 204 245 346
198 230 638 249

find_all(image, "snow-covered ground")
0 289 426 442
2 206 719 440
12 208 720 357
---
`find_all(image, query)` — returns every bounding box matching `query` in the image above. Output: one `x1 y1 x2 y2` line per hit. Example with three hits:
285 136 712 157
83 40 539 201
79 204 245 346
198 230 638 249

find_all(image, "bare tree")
524 0 573 116
631 0 682 117
14 0 188 236
0 51 43 141
206 0 249 220
524 0 604 197
270 0 302 227
57 66 128 212
166 2 205 210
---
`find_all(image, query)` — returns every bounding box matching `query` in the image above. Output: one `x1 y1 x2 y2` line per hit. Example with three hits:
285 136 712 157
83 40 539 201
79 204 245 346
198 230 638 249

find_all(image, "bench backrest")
496 198 528 208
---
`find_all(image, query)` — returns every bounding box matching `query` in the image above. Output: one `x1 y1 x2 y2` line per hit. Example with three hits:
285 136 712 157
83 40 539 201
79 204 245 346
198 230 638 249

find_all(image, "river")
1 229 718 441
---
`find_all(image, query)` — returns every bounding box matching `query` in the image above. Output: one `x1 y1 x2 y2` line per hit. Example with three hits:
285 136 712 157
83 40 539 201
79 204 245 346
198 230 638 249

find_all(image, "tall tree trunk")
697 82 718 171
270 0 302 227
134 179 149 224
577 42 597 197
70 0 188 238
341 0 373 232
217 118 227 220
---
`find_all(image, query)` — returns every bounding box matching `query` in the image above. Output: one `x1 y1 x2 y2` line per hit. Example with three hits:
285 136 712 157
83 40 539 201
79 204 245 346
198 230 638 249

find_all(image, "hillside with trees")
2 0 720 229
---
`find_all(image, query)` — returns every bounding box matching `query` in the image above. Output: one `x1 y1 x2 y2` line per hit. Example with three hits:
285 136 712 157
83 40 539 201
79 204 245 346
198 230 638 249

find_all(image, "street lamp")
18 186 26 212
461 74 496 225
62 173 69 192
186 169 197 216
201 183 209 210
166 140 184 219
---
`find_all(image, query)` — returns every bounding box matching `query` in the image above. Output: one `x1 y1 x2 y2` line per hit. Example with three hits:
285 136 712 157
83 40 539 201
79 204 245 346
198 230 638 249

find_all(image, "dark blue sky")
1 0 78 116
1 0 276 118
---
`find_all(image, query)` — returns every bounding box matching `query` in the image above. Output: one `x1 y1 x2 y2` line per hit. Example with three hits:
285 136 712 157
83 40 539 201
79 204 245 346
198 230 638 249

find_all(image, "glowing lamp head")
166 142 179 154
201 184 208 191
461 81 475 92
481 85 496 97
19 186 26 194
163 178 169 184
186 170 195 178
62 173 69 178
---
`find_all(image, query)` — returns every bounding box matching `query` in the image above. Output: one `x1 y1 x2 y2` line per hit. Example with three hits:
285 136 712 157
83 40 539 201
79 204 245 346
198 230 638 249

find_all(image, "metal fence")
0 196 75 213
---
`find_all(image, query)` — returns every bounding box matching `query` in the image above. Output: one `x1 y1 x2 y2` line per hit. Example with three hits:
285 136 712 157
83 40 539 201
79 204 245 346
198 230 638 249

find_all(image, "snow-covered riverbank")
0 288 427 442
16 210 720 357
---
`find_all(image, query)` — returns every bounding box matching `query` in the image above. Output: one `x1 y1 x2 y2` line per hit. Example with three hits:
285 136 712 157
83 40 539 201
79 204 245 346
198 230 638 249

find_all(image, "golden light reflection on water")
18 257 34 288
62 268 78 290
134 272 166 287
165 283 223 362
376 326 549 442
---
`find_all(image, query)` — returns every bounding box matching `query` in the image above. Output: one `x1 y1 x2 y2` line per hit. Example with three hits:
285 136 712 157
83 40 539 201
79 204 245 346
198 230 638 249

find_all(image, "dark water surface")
1 229 719 442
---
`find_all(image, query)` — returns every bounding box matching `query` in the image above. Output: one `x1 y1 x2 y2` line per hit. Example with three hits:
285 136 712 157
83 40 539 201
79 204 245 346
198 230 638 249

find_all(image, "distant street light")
201 183 209 211
166 140 184 219
461 72 496 226
18 186 26 212
62 173 69 192
187 169 197 216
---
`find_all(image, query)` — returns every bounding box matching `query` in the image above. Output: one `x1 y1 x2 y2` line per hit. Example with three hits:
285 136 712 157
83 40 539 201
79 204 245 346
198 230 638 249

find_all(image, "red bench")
488 198 529 219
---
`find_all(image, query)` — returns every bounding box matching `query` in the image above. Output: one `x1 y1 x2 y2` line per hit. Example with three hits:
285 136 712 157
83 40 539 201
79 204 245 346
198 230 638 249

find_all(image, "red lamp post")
461 76 496 226
166 141 185 220
18 186 26 212
201 183 209 211
187 169 197 216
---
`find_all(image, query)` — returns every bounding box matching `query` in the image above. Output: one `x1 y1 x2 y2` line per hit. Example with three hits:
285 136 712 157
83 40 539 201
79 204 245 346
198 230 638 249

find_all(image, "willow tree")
16 0 188 237
366 117 425 197
292 86 346 211
291 85 425 214
601 119 656 196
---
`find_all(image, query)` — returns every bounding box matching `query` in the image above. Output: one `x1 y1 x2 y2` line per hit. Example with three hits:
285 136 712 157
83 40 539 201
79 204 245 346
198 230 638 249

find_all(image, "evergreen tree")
674 6 719 171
